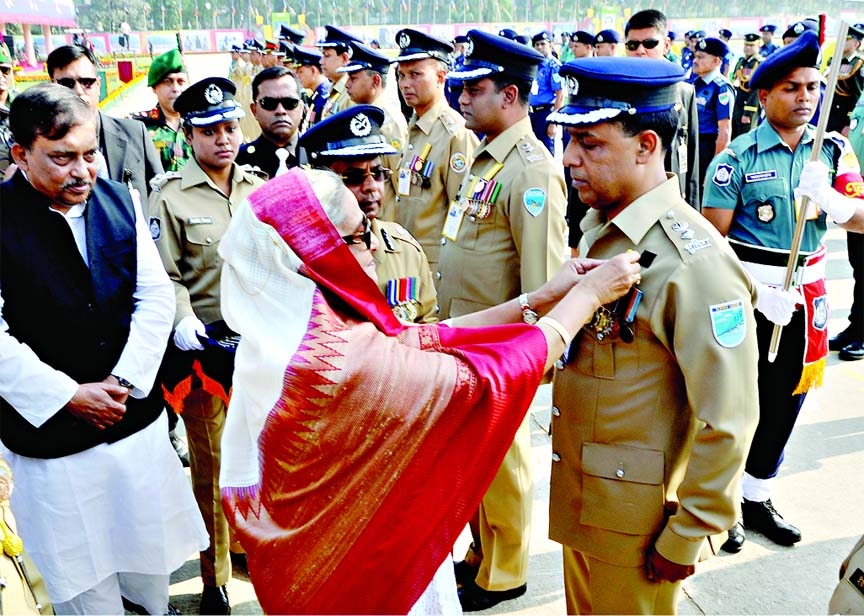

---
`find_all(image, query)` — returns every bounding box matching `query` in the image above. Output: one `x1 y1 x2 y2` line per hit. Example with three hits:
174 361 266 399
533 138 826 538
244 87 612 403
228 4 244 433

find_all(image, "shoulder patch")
523 187 546 217
449 152 467 173
149 217 162 241
712 163 734 187
718 90 731 107
709 299 747 348
149 171 182 192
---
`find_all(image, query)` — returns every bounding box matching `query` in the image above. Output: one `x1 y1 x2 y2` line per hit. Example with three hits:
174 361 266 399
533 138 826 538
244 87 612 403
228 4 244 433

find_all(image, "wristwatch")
518 293 539 325
112 375 134 390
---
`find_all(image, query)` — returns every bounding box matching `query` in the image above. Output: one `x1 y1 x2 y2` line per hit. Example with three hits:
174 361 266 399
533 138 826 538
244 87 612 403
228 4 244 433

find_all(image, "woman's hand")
533 258 613 309
575 251 642 308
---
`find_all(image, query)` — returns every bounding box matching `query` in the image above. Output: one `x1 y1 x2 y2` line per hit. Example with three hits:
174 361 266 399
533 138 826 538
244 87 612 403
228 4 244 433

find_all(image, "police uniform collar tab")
448 29 544 82
593 29 620 45
174 77 245 127
697 37 729 58
317 25 362 52
395 28 454 63
339 41 393 74
298 105 398 160
749 30 821 90
548 57 684 126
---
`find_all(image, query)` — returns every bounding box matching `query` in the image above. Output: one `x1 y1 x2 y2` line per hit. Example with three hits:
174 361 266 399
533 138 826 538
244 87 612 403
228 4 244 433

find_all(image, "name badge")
187 216 214 225
442 200 464 241
398 167 411 196
744 170 778 183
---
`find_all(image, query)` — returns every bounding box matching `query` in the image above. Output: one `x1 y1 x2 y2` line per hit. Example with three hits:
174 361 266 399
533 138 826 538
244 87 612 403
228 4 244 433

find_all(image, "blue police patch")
523 187 547 217
812 295 828 330
709 299 747 348
712 163 734 187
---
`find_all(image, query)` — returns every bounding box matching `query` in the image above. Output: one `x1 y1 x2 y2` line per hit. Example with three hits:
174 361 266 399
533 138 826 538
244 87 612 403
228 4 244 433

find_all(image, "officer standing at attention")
316 25 362 121
443 29 567 611
548 56 759 614
689 37 734 188
235 66 306 179
731 33 762 138
293 46 330 127
529 30 563 154
680 31 695 74
759 25 779 58
391 29 477 271
149 77 267 615
702 31 864 551
299 106 438 323
131 48 192 173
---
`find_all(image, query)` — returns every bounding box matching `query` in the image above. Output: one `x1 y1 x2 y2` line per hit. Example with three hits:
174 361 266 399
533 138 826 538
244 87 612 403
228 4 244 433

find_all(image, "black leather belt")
728 239 810 268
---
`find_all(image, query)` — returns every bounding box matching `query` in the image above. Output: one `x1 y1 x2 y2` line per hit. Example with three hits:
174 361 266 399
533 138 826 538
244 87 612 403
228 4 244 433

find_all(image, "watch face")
523 310 539 325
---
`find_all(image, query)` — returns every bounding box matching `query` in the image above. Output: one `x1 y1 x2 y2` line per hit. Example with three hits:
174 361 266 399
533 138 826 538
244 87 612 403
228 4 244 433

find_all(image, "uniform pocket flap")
582 443 664 486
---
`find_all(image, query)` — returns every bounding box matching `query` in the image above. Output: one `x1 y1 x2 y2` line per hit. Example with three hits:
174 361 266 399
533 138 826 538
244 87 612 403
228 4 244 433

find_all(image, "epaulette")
658 204 719 262
380 221 422 252
712 74 732 87
149 171 182 192
439 110 458 135
238 164 270 181
515 135 548 166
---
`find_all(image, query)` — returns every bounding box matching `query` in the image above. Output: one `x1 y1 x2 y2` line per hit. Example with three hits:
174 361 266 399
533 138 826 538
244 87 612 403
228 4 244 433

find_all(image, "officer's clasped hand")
796 160 856 224
754 281 801 326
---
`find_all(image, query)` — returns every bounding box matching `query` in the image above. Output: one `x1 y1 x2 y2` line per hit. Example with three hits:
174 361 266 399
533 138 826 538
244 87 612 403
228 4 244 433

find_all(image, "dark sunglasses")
339 166 392 186
624 38 662 51
0 66 11 75
341 214 373 250
55 76 99 90
257 96 301 111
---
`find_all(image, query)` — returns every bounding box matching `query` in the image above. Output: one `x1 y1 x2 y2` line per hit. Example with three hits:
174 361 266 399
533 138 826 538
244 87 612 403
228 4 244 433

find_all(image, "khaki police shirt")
391 98 478 271
436 116 567 319
549 176 759 568
321 74 355 121
374 96 408 211
149 158 266 327
372 219 438 323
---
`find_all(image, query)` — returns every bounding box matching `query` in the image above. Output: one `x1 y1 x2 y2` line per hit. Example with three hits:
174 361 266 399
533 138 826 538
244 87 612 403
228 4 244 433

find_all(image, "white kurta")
0 192 208 603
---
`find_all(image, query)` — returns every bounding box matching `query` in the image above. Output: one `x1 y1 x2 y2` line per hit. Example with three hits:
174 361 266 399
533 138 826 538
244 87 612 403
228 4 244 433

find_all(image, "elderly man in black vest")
0 84 206 615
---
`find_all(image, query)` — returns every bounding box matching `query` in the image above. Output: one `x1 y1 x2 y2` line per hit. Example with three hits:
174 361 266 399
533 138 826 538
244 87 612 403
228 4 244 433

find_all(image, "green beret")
148 49 186 87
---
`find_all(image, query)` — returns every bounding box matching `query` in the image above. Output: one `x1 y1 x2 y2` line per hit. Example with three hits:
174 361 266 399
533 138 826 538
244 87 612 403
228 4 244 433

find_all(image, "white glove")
796 160 857 224
754 281 802 326
174 316 207 351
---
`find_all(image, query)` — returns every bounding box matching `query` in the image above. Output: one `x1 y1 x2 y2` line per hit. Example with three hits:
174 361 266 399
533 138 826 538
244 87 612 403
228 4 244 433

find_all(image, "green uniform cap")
148 48 186 87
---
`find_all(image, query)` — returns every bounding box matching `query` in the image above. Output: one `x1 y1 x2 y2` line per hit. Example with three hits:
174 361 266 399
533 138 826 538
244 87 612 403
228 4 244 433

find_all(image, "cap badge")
566 75 579 95
345 45 353 58
794 22 804 34
204 84 224 105
398 32 410 49
697 39 706 49
465 37 474 57
597 34 605 43
350 113 372 137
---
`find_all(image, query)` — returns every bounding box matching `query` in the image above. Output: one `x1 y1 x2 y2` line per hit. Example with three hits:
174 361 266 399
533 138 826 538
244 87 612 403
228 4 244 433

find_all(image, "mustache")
62 179 93 190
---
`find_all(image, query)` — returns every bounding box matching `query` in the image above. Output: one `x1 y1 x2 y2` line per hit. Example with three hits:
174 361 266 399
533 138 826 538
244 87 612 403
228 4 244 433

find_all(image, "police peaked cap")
298 105 398 160
750 30 821 90
394 28 453 63
447 29 544 82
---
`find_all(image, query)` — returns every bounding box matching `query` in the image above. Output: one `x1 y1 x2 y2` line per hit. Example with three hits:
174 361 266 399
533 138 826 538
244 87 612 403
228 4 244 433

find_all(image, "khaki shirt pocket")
580 442 665 535
184 223 224 272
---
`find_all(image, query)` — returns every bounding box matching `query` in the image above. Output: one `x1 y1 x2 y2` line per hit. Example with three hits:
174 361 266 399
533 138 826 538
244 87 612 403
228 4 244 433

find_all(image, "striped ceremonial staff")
768 21 850 362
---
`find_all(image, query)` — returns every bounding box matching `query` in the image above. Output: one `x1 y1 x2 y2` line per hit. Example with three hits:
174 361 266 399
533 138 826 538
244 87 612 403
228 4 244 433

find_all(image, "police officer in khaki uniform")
441 30 567 611
316 25 361 121
340 41 408 210
149 77 266 615
547 57 759 614
299 105 438 323
391 29 478 271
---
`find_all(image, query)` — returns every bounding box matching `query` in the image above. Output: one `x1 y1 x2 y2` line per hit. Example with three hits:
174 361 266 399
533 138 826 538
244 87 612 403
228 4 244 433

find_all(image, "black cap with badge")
696 37 730 58
338 41 393 75
394 28 454 63
447 29 544 83
280 25 306 45
174 77 245 127
316 25 362 53
293 46 323 68
743 33 760 43
298 105 398 161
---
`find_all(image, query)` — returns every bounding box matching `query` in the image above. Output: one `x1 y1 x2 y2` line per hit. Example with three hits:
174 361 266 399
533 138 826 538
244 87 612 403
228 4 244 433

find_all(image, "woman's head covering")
218 168 548 613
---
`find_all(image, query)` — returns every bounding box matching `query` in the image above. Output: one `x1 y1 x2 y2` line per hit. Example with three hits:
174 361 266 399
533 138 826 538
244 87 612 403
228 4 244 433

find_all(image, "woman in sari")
217 167 641 614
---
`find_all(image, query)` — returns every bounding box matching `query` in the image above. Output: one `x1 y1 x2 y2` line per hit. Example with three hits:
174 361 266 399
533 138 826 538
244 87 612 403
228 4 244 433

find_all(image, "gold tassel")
793 358 825 395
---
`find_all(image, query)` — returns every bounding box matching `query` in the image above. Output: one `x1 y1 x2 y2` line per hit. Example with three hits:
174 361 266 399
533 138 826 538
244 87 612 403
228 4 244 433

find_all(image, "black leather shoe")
829 329 854 351
742 498 801 546
169 430 190 467
199 584 231 615
458 580 527 612
721 521 746 553
453 559 479 587
839 341 864 361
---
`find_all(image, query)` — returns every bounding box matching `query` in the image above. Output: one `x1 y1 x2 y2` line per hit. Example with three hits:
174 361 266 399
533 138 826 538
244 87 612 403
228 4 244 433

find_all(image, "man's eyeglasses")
339 166 392 186
624 38 661 51
0 66 11 76
257 96 301 111
342 214 373 250
55 77 99 90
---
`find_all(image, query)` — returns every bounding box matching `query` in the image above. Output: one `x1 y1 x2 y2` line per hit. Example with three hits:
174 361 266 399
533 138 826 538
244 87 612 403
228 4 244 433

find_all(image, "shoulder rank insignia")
149 170 182 192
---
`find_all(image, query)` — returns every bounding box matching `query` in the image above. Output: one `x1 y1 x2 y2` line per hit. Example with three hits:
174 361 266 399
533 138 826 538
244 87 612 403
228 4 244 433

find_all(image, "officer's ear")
635 129 660 162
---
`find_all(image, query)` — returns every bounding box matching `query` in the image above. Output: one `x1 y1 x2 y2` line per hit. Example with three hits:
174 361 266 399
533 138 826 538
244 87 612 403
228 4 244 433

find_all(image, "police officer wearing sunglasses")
236 66 306 179
299 105 438 323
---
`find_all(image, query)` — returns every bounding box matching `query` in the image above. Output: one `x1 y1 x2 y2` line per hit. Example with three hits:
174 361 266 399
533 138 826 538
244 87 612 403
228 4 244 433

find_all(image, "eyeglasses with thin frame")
339 166 392 187
257 96 301 111
55 76 99 90
624 38 662 51
341 214 373 250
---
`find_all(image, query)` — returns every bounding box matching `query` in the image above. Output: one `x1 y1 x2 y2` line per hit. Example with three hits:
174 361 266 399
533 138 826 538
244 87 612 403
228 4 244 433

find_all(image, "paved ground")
110 53 864 614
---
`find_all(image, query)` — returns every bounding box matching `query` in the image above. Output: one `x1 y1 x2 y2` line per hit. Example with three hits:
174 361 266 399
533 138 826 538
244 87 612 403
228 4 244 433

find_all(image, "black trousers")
846 231 864 340
745 310 808 479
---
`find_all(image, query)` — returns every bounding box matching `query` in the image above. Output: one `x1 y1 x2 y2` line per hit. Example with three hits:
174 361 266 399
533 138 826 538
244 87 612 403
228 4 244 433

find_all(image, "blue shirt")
691 69 734 135
702 121 843 252
529 56 562 107
681 48 694 72
759 42 779 58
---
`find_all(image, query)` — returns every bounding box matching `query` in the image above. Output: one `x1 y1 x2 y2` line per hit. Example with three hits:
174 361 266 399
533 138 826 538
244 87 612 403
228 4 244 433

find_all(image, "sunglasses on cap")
257 96 301 111
55 76 99 90
624 38 662 51
341 214 373 250
339 166 392 187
